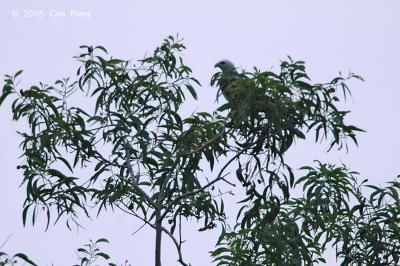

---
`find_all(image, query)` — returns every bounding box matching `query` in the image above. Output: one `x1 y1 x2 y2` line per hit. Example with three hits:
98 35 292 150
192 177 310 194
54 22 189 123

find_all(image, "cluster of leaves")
339 180 400 264
2 72 93 229
298 165 400 266
74 238 131 266
212 162 400 265
0 252 37 266
0 238 129 266
212 58 364 159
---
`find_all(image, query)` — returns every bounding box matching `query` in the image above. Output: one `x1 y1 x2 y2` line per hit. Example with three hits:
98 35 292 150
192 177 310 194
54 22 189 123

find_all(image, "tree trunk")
155 212 162 266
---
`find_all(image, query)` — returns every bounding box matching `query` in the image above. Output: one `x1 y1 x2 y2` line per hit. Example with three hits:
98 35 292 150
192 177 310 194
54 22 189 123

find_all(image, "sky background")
1 1 400 265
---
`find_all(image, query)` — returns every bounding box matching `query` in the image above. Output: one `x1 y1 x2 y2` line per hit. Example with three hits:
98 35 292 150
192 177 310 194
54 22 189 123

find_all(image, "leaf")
14 70 24 78
236 165 246 186
185 84 198 99
14 253 38 266
91 166 107 183
95 238 109 244
22 204 31 227
143 157 158 168
0 85 14 105
96 252 110 260
47 168 68 180
292 128 306 139
57 157 74 172
77 248 88 253
216 103 231 112
95 45 108 54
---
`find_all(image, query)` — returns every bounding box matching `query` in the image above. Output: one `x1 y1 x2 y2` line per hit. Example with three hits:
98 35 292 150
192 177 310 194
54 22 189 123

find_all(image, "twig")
0 234 12 250
117 203 156 230
179 128 229 156
131 222 147 236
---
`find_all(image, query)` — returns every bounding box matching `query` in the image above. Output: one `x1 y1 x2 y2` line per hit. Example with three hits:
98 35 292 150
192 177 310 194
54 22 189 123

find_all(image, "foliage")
1 35 398 265
0 252 37 266
212 163 400 265
74 238 131 266
0 238 128 266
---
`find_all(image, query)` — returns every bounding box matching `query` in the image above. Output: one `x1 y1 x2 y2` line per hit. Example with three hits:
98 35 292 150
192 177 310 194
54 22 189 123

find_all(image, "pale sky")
1 1 400 265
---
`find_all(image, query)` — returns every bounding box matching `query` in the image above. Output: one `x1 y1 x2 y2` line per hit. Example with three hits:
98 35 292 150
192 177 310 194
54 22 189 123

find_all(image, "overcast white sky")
1 1 400 265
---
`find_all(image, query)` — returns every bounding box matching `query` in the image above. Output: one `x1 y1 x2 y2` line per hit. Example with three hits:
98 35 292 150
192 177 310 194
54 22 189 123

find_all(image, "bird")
214 59 274 114
214 60 299 155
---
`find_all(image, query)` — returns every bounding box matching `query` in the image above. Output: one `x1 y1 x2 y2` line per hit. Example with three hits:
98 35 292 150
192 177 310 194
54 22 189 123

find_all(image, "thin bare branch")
161 226 189 266
0 234 12 250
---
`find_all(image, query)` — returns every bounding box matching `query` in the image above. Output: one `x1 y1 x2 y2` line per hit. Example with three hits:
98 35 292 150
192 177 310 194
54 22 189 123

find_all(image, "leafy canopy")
2 36 399 266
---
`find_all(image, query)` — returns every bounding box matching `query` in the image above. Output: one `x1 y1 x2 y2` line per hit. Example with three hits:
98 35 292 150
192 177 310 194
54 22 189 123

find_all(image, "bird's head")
214 59 236 73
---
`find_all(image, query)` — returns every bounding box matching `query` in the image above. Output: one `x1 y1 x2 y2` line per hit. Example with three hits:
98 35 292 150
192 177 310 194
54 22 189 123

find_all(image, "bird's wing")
227 76 276 114
219 73 250 103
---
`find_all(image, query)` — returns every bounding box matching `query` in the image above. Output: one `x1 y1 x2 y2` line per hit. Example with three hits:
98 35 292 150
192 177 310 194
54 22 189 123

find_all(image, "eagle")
214 59 274 114
214 60 298 155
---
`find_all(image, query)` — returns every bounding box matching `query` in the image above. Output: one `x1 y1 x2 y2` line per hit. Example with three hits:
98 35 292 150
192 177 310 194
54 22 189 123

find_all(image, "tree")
1 35 400 265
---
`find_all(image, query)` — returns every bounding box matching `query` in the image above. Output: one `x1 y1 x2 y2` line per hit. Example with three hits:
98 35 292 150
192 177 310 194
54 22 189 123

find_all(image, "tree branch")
179 127 229 156
124 140 157 208
161 226 189 266
157 156 181 210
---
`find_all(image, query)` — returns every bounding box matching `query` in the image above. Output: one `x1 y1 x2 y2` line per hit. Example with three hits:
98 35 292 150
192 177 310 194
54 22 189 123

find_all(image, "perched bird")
214 60 298 155
214 59 274 113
